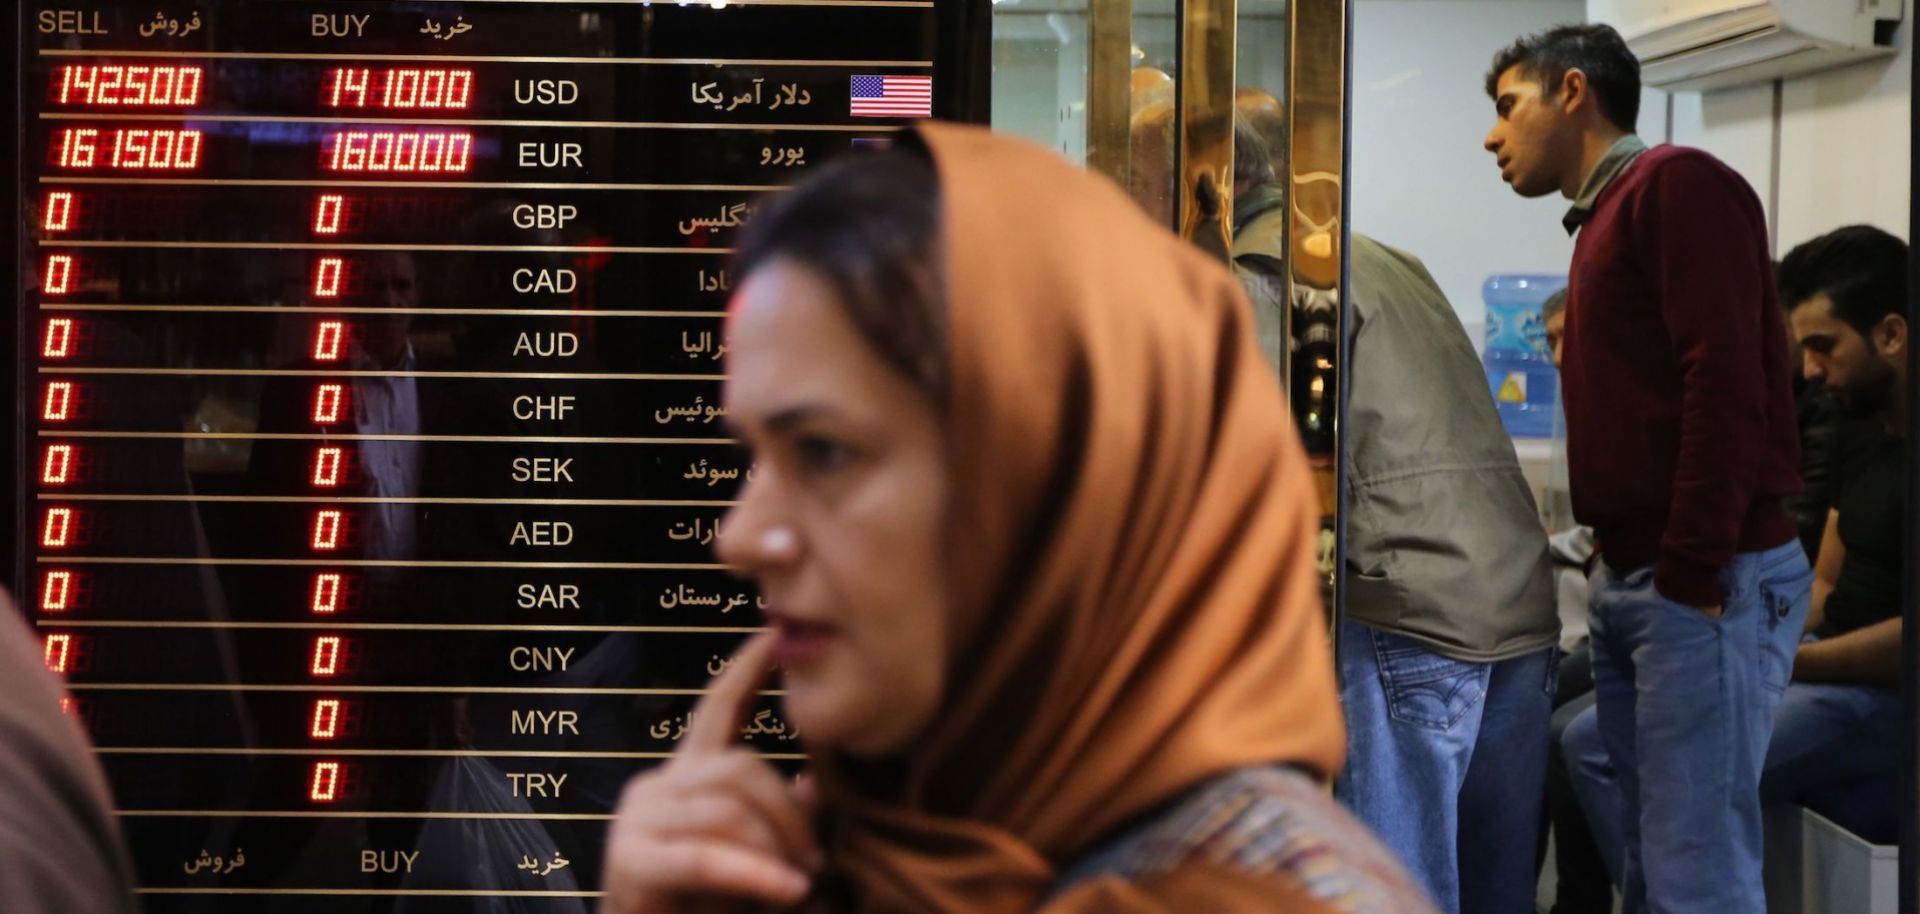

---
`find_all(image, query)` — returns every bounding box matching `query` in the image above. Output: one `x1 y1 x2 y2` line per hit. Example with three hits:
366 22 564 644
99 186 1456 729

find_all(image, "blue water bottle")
1482 274 1565 439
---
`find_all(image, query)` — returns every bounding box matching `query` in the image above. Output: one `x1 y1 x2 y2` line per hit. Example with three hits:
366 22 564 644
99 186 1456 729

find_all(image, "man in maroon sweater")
1483 24 1808 914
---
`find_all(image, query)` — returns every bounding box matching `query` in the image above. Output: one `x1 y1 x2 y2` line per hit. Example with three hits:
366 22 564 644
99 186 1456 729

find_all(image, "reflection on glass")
1127 0 1178 228
1227 1 1290 379
990 0 1092 164
21 1 959 906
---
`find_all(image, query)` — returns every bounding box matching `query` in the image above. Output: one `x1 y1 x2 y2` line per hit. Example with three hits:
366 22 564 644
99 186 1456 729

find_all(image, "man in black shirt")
1760 225 1909 839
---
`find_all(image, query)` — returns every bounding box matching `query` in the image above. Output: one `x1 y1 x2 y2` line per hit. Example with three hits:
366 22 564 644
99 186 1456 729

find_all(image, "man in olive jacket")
1230 108 1558 914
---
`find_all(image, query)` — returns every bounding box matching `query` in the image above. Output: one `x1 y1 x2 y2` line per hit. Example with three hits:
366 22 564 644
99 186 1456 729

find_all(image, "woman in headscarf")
599 124 1434 914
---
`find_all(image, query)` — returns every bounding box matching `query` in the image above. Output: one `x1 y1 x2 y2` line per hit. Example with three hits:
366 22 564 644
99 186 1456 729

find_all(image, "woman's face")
718 258 951 757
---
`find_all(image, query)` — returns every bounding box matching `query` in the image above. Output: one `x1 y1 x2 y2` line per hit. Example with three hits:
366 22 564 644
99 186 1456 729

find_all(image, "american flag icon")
850 75 932 118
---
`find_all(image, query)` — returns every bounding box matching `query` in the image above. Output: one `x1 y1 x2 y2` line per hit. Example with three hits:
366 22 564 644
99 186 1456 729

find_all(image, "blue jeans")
1561 702 1623 883
1334 617 1556 914
1761 679 1903 839
1566 664 1905 876
1581 541 1811 914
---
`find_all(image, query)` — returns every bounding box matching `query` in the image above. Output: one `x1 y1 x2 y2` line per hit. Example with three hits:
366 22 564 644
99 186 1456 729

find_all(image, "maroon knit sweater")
1562 144 1800 607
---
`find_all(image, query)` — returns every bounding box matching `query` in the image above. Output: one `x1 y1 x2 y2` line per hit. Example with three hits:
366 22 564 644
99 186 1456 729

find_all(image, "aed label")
510 521 573 546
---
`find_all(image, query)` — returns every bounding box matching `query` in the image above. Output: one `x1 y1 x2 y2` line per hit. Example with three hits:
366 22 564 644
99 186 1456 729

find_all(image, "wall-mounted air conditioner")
1587 0 1904 92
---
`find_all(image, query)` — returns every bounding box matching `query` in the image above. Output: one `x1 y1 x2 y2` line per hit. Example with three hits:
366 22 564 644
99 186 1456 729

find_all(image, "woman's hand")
600 634 822 914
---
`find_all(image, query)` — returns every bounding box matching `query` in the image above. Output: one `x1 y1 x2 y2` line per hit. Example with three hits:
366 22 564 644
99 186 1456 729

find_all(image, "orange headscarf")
809 123 1343 913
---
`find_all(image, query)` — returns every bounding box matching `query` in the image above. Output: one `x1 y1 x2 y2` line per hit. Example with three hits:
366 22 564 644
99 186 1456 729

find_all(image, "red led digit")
58 128 98 168
44 318 75 358
44 192 75 232
310 761 341 802
326 130 472 173
314 321 345 361
43 445 75 485
41 570 75 612
382 69 415 108
312 446 345 487
96 66 125 103
419 69 475 109
313 257 345 298
385 68 476 109
44 634 73 674
120 66 154 105
56 65 202 105
108 128 201 170
311 635 342 675
44 254 75 295
44 382 75 422
312 510 345 551
311 699 342 739
314 194 346 235
109 130 134 167
311 573 344 614
446 70 475 108
59 696 94 726
327 68 371 107
173 67 205 105
59 66 96 104
57 128 199 170
327 68 474 109
42 507 74 548
312 384 346 424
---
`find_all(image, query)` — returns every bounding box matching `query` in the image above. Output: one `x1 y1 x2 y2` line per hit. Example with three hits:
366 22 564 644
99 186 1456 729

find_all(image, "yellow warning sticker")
1497 373 1526 403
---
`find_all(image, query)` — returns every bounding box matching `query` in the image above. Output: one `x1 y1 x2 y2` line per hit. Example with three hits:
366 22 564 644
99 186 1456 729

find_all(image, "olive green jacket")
1232 185 1557 661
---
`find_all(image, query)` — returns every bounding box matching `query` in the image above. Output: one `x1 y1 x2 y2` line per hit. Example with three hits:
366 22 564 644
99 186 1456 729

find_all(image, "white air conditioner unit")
1587 0 1904 91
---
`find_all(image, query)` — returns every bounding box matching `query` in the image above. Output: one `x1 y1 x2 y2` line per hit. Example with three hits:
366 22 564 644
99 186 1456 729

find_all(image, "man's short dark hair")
1779 224 1910 337
1232 112 1275 189
1486 24 1642 134
1541 288 1569 322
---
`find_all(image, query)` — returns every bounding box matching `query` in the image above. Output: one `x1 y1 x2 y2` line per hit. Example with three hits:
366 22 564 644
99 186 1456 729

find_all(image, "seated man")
1564 224 1908 859
1761 224 1908 839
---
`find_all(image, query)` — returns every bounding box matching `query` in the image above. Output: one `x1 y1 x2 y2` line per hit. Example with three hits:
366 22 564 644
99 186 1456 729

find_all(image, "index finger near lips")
680 631 779 755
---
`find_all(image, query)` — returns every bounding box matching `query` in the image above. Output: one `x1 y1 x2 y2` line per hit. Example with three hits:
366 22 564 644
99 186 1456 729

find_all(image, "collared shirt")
1562 134 1648 235
349 341 422 562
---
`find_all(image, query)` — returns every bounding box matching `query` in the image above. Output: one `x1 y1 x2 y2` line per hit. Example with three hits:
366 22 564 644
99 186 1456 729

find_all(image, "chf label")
512 205 577 230
507 772 569 798
512 396 575 420
311 13 369 37
360 850 419 874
